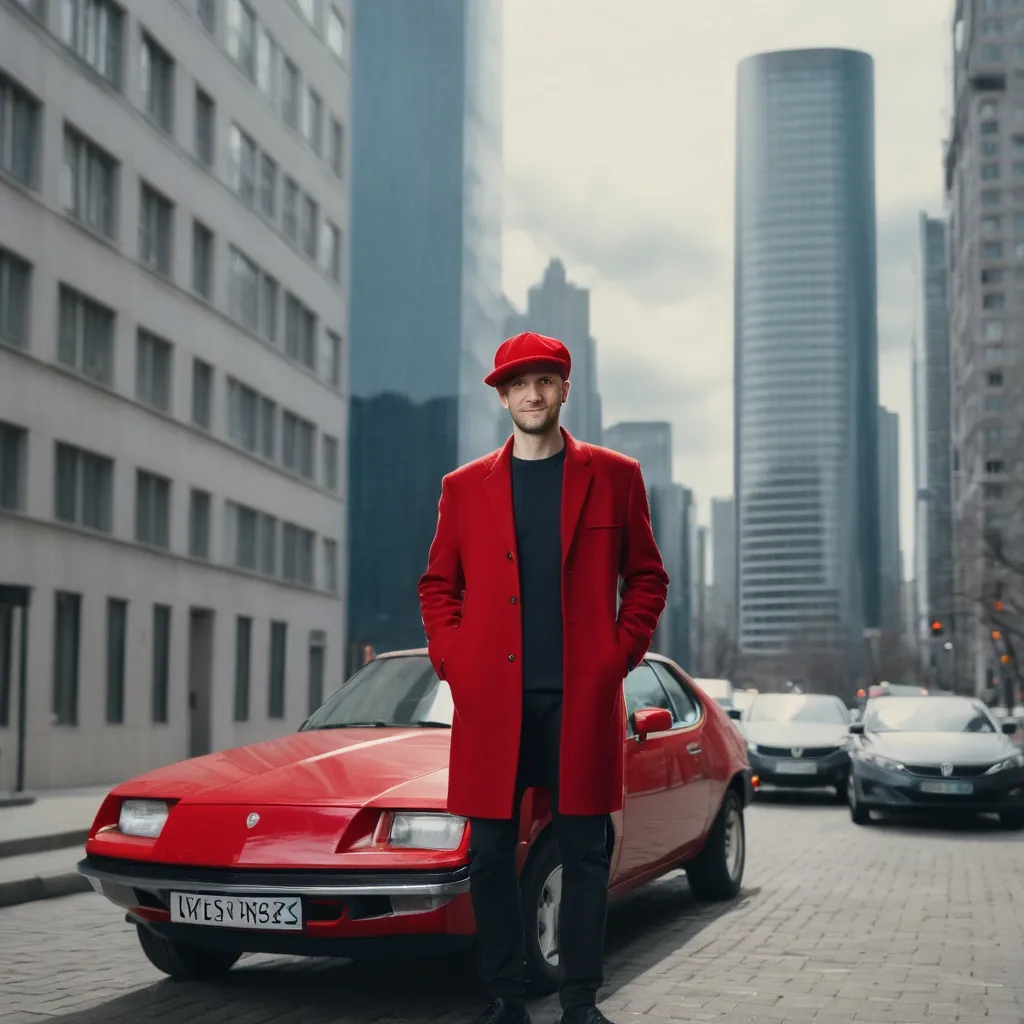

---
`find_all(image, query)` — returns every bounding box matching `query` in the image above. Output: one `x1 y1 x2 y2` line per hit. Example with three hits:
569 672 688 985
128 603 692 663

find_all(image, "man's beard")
510 403 560 435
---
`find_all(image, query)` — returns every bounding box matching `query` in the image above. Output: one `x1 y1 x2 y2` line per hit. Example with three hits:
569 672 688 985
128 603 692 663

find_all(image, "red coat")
418 430 669 819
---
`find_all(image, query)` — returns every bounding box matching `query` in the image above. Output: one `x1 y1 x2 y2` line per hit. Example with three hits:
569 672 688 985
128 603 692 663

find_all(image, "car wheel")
834 778 849 805
998 810 1024 830
136 924 241 981
848 773 871 826
684 788 745 901
520 835 564 998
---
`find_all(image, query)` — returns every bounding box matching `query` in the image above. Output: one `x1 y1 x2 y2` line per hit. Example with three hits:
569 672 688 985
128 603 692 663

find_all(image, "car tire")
684 788 745 901
998 810 1024 830
834 779 849 805
848 774 871 825
520 835 564 998
136 924 241 981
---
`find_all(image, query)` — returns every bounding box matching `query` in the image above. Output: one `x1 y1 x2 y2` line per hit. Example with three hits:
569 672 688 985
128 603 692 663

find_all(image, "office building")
505 258 602 444
734 48 882 687
878 406 902 634
347 0 503 668
944 4 1024 695
709 496 737 643
602 421 672 492
0 0 350 788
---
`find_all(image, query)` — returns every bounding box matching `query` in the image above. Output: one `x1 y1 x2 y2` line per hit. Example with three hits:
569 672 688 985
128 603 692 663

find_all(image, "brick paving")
1 796 1022 1023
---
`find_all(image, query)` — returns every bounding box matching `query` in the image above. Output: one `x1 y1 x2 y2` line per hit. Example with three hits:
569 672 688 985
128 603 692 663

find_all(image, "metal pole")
16 601 29 793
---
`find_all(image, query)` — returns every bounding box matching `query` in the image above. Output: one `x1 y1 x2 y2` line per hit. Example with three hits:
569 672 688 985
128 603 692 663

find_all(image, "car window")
624 663 673 732
650 662 701 727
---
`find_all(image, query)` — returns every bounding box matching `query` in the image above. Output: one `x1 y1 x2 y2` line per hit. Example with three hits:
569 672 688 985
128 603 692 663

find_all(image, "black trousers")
467 691 610 1012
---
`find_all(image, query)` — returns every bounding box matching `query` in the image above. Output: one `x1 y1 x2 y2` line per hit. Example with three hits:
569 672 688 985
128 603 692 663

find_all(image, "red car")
78 650 752 994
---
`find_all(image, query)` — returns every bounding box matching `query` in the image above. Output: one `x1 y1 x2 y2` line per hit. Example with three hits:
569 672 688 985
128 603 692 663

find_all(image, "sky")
501 0 953 583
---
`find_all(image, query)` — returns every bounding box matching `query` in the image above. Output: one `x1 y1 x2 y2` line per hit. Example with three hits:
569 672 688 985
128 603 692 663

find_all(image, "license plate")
775 760 817 775
170 892 303 930
919 780 974 796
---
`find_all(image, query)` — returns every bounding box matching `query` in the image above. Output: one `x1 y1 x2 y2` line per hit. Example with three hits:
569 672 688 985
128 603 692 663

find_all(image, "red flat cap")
484 331 572 387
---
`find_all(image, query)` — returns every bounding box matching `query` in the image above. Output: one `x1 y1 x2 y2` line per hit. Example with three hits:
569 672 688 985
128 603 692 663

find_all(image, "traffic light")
930 620 944 637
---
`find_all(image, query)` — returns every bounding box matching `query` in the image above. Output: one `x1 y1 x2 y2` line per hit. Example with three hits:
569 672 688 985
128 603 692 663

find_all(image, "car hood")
743 722 849 749
110 727 452 807
863 731 1016 765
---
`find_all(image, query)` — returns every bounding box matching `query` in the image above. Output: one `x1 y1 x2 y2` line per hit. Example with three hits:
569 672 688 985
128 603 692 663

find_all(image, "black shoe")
471 997 532 1024
556 1008 615 1024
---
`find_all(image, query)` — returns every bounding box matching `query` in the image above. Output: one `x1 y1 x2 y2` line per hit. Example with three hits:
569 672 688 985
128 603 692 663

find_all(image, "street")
1 797 1022 1024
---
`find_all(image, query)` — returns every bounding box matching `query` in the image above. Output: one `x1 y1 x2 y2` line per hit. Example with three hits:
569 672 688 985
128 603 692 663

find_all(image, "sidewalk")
0 785 110 908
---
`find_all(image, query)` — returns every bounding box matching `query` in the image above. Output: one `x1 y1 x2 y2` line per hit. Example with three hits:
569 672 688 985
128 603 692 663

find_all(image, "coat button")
508 654 515 662
510 596 517 604
506 551 513 560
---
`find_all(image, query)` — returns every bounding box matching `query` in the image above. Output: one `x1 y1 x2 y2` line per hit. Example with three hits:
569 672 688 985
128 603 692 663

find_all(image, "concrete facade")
0 0 350 788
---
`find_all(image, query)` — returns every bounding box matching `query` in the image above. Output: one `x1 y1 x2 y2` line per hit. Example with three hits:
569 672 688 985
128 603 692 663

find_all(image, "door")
613 663 676 883
188 609 215 758
650 661 712 853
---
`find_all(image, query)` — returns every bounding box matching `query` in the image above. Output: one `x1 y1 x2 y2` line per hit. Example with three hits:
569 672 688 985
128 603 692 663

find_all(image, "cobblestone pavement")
2 795 1023 1024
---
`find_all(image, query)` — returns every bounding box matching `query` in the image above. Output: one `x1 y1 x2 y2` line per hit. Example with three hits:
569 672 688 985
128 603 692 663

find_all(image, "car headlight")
746 742 759 754
986 753 1024 774
118 799 170 838
389 813 467 851
859 752 905 772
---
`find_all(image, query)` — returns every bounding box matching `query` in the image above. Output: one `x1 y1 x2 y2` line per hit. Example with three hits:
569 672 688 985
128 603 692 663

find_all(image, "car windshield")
746 694 848 724
865 697 997 734
303 655 452 730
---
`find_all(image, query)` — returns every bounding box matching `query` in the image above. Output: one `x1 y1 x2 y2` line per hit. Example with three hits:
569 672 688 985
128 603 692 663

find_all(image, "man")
419 331 669 1024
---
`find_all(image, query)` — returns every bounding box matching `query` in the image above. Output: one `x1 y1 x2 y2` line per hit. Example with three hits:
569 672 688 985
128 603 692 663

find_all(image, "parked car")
737 693 852 802
847 695 1024 829
77 650 753 994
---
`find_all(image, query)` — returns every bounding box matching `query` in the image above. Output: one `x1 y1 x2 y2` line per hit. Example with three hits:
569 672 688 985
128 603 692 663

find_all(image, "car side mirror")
726 707 742 721
632 707 672 741
849 722 864 735
1001 719 1018 735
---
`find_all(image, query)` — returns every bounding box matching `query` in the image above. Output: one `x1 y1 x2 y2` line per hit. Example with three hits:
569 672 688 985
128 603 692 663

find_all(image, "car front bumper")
748 748 850 788
77 854 475 956
851 761 1024 814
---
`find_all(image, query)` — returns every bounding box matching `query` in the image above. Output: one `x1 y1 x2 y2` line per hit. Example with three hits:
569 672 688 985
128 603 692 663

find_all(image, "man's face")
499 371 570 435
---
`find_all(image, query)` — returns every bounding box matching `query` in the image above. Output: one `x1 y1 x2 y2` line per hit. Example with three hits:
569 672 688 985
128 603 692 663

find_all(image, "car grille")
903 763 995 778
758 745 839 758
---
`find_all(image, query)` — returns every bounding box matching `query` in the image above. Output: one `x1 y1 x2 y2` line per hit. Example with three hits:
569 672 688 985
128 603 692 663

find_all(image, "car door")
650 661 712 853
613 663 676 883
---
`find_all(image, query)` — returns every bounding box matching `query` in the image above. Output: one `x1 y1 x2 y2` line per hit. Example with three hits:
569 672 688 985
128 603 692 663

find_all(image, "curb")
0 828 90 860
0 870 92 909
0 794 36 809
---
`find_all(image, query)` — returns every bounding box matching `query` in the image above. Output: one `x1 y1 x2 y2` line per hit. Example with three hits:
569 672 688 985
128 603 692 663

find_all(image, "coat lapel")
483 435 518 559
561 430 593 569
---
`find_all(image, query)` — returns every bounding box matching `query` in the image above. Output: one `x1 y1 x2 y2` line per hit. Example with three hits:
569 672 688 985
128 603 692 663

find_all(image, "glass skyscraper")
734 49 881 677
347 0 503 670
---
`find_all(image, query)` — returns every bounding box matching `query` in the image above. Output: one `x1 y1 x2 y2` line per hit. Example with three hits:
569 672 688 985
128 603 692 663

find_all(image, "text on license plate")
919 780 974 796
775 760 817 775
170 892 303 930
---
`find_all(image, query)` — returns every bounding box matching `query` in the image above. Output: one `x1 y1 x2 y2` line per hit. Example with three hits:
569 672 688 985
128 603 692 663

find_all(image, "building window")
986 395 1006 412
282 523 315 585
322 435 338 490
282 411 315 479
323 539 337 593
226 0 256 79
229 123 257 205
985 342 1004 361
152 604 171 723
982 163 1001 180
301 195 318 258
282 58 300 129
0 73 40 188
329 118 344 178
327 7 345 59
139 183 174 275
227 378 276 458
194 89 215 166
52 591 81 726
985 426 1003 446
0 249 31 349
226 501 276 574
305 88 322 156
283 177 299 242
54 442 114 532
57 285 115 384
982 215 1002 236
322 330 341 388
192 220 214 299
988 371 1005 386
982 267 1004 284
140 33 174 132
268 621 287 719
983 292 1005 309
12 0 45 18
234 616 251 721
987 460 1006 474
136 329 173 412
983 44 1005 61
136 469 171 548
260 153 277 219
228 247 277 341
197 0 216 34
106 598 127 724
982 242 1004 258
982 19 1005 35
192 358 213 429
62 126 117 238
285 294 316 368
189 488 211 559
982 190 1002 208
0 421 27 512
60 0 124 88
308 631 325 715
0 604 11 728
256 26 279 102
321 222 342 283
